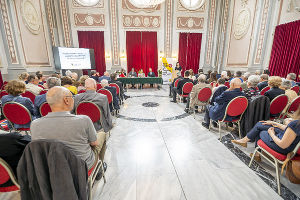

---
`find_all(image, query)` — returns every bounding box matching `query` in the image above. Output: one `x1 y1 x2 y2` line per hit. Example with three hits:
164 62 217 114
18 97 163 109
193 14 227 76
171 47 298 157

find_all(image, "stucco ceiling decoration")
123 15 160 28
21 0 40 35
287 0 300 12
74 0 102 7
128 0 165 8
233 0 251 40
122 0 160 13
74 13 105 27
177 17 204 29
179 0 205 11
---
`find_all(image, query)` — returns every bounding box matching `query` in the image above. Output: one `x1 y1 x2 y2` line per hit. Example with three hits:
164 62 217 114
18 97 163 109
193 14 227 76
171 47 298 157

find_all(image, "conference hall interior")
1 0 300 199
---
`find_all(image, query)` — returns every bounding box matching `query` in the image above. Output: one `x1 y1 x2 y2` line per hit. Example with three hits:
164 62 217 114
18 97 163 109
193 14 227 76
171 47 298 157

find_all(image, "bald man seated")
73 78 113 132
30 86 107 172
202 78 246 129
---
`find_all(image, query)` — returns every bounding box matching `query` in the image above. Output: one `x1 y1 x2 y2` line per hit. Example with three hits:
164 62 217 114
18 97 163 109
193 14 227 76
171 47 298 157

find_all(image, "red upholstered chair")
2 102 32 133
178 82 194 103
269 95 288 120
260 86 270 95
78 89 86 94
97 84 102 91
97 89 115 114
249 140 300 195
75 101 102 123
192 87 212 118
291 85 300 94
109 83 122 104
40 102 52 117
0 157 20 192
39 90 48 95
0 90 8 99
209 96 248 139
224 81 230 88
174 79 181 88
38 85 45 89
22 91 36 103
281 96 300 119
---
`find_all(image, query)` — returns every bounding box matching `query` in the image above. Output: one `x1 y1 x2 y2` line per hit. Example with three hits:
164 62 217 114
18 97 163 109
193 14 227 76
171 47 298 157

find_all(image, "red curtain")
77 31 106 76
126 31 158 76
178 33 202 74
269 20 300 80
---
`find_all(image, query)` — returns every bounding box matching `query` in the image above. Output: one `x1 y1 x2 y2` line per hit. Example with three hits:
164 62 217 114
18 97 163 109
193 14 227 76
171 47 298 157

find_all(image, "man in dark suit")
101 79 120 112
210 78 228 105
147 68 156 77
109 73 129 101
202 78 245 128
257 74 269 91
169 71 182 97
171 70 193 103
90 70 99 82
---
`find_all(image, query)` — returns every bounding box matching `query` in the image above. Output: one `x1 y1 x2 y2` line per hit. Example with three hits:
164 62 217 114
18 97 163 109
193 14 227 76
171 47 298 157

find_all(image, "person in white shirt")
25 75 42 95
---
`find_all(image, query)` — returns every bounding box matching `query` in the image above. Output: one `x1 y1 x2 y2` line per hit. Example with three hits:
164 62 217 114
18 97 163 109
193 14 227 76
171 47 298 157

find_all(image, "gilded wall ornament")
21 0 40 35
233 8 251 40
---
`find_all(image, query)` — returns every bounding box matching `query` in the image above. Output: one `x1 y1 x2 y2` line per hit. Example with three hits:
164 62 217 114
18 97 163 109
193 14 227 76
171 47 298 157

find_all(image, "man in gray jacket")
73 78 113 133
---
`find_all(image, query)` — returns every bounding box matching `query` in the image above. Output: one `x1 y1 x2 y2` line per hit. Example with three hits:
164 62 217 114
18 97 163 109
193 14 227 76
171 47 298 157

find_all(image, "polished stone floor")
0 86 288 200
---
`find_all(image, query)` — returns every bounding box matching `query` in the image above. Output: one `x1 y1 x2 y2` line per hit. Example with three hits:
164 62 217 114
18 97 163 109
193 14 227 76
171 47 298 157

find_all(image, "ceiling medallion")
75 0 100 6
233 8 251 40
21 0 40 35
179 0 205 11
128 0 165 8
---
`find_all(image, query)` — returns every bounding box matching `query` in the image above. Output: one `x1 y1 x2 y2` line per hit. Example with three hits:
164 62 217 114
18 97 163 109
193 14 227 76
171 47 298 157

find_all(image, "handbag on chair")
281 152 300 184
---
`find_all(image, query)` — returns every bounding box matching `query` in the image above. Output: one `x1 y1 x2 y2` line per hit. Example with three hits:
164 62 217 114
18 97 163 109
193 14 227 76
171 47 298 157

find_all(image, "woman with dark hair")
175 62 182 71
208 72 218 87
61 76 78 95
226 70 232 81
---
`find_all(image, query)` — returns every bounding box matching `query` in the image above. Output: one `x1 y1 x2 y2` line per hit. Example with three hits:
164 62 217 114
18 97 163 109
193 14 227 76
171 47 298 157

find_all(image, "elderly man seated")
26 75 43 95
243 75 260 100
98 71 111 82
73 78 113 132
34 77 61 117
202 78 245 129
30 86 107 176
101 79 120 112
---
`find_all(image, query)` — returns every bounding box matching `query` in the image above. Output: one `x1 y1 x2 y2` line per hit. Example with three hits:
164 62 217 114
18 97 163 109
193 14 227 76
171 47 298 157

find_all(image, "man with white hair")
73 78 113 132
30 86 107 173
101 79 120 112
221 71 227 79
286 73 297 87
98 71 111 82
243 75 260 100
34 77 61 118
241 72 251 90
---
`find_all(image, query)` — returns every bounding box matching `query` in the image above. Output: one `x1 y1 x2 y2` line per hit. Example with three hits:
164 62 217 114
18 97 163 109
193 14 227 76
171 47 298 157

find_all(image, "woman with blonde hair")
77 75 89 92
264 76 285 102
18 72 29 84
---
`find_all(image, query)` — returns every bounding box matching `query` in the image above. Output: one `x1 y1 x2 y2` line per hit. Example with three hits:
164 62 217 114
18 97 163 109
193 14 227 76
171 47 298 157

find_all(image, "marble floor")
0 85 294 200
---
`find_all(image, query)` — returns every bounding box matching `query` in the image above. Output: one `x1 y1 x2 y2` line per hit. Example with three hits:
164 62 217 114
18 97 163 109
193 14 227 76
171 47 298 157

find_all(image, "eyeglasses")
65 95 74 99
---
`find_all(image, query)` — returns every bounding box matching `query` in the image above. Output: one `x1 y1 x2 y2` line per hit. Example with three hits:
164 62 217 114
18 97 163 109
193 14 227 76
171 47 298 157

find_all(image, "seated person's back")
25 75 43 96
101 79 120 111
264 76 285 102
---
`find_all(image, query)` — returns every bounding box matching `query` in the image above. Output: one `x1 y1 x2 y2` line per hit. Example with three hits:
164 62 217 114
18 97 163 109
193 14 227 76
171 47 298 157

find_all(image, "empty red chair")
0 157 20 192
22 91 36 103
109 83 120 95
291 85 299 94
280 96 300 119
97 89 114 113
76 101 102 123
224 81 230 88
269 95 289 120
40 102 52 117
260 86 270 95
192 87 212 118
178 82 194 102
39 90 47 95
97 84 102 91
210 96 248 139
2 102 32 132
78 89 86 94
0 91 8 99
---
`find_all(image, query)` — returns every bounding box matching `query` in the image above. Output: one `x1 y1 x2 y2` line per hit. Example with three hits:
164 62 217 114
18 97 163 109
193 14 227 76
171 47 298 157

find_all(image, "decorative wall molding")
72 0 104 8
254 0 270 64
60 0 72 47
110 0 120 65
219 0 230 67
0 0 18 64
177 17 204 29
122 0 160 13
45 0 55 46
21 0 41 35
123 15 160 28
177 0 206 12
165 0 172 58
74 13 105 27
205 0 216 65
233 8 251 40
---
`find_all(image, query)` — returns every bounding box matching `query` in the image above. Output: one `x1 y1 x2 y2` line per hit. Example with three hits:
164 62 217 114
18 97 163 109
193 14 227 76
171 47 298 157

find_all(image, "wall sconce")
105 52 111 59
159 51 163 58
120 50 126 59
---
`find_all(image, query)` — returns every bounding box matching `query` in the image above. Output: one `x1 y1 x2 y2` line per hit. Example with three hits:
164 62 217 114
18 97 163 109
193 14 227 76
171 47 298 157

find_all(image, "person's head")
243 72 251 81
235 71 242 78
268 76 282 88
79 75 89 87
149 68 152 72
71 72 78 81
5 80 26 96
37 73 43 81
177 71 181 77
27 75 39 85
210 72 217 82
131 68 135 72
184 70 190 78
287 73 296 81
46 77 61 89
263 69 270 75
104 71 110 76
198 74 207 83
36 71 42 76
230 78 242 89
255 70 261 75
189 69 194 76
110 73 118 81
61 76 73 86
101 79 109 87
91 70 97 76
226 70 232 78
260 74 269 82
198 68 203 74
176 62 179 67
221 71 227 78
18 72 29 81
121 68 126 73
217 78 225 85
85 78 97 91
46 86 74 112
247 75 260 88
140 69 143 73
281 80 292 90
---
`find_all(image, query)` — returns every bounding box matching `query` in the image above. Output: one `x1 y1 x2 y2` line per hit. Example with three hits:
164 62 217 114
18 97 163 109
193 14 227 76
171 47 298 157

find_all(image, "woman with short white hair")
243 75 260 100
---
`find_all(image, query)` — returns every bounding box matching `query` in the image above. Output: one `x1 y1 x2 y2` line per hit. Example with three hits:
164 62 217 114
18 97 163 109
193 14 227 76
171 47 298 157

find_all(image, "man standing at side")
170 70 193 103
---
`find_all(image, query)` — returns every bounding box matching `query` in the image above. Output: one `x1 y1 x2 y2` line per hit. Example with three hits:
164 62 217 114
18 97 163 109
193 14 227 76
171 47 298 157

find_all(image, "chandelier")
128 0 166 8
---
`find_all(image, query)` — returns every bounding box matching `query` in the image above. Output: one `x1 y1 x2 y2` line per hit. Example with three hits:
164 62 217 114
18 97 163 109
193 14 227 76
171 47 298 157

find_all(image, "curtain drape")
126 31 158 76
178 33 202 75
77 31 106 76
269 20 300 80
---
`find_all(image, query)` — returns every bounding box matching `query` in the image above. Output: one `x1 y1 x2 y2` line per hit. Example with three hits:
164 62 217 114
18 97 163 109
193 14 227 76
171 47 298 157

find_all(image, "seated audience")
34 77 61 117
241 72 250 90
109 73 128 100
1 80 35 129
286 73 297 87
128 68 137 77
202 78 245 128
226 70 232 81
148 68 156 77
18 72 29 84
211 78 227 99
175 62 182 72
281 80 298 113
25 75 43 95
73 78 113 132
243 75 260 100
90 70 99 82
255 70 261 75
37 73 44 85
195 68 203 79
101 79 120 111
264 76 285 102
189 69 196 81
30 86 107 170
99 71 111 82
257 74 269 91
61 76 78 95
169 71 182 97
232 71 243 82
263 69 270 75
185 74 210 113
170 70 193 103
120 68 127 77
208 72 217 87
77 75 89 92
221 71 228 80
70 72 78 82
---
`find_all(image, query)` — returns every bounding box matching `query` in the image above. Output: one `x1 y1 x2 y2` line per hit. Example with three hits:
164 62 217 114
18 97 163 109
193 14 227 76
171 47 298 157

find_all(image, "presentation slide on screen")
59 47 91 69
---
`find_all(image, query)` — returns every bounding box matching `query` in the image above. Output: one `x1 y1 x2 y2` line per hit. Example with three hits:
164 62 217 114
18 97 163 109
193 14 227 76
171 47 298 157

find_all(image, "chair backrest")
260 86 270 95
39 90 48 95
78 89 86 94
291 86 300 94
40 102 52 117
96 84 102 91
224 96 248 119
3 102 32 125
97 89 113 104
287 96 300 114
109 83 120 95
224 82 230 88
197 87 212 102
270 94 289 115
182 82 194 94
174 79 180 88
22 91 36 103
38 85 45 89
76 101 102 123
0 91 8 99
0 157 19 191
